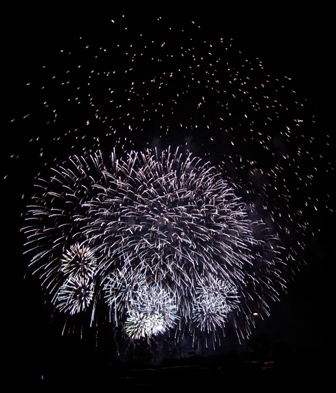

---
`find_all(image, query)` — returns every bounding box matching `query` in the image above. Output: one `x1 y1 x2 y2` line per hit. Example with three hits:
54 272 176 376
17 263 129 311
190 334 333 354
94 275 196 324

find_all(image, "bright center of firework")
124 284 178 339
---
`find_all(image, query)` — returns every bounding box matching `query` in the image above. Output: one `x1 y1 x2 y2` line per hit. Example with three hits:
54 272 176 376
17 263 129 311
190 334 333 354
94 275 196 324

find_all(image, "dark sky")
2 8 335 375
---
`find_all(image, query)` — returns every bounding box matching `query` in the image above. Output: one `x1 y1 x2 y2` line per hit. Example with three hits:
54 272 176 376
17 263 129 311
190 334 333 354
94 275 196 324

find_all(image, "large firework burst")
22 146 285 345
4 14 332 352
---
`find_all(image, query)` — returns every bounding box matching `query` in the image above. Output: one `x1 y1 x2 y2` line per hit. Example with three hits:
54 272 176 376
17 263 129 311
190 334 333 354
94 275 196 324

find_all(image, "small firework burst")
54 276 94 315
192 278 240 333
60 243 97 281
125 284 178 340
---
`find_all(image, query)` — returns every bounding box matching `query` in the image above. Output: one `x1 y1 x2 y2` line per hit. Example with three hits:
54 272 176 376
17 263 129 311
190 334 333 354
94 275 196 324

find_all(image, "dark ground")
9 348 332 391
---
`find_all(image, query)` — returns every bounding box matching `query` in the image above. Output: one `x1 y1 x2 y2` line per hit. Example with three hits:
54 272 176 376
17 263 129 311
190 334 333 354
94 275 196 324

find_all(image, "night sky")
1 7 335 383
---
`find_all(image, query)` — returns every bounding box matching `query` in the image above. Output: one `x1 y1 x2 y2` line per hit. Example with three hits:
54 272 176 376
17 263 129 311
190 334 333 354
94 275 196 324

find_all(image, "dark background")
1 6 335 384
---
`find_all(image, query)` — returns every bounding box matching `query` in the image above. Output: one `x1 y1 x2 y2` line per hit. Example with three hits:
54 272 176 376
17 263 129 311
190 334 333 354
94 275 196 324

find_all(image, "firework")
55 275 94 315
124 284 178 340
59 243 97 281
192 277 240 334
6 15 331 351
22 153 106 321
22 146 285 345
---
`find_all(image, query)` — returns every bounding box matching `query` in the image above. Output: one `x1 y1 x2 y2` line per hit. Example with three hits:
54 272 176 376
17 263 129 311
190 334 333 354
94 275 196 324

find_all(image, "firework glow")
4 15 332 353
